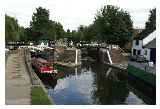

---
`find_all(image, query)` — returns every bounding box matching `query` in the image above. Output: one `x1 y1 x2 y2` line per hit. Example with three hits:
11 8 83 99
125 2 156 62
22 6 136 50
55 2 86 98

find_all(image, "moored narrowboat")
31 57 57 78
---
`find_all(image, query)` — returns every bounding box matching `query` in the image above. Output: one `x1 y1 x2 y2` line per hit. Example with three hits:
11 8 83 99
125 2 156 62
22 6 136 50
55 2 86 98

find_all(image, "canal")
40 59 155 105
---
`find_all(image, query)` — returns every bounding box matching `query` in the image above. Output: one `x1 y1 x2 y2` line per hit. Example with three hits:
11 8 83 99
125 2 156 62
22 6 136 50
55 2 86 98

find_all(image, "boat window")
46 64 50 67
41 64 46 67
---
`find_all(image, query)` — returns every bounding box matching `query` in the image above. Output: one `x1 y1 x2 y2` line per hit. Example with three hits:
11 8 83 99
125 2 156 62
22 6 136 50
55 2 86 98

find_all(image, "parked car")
130 55 148 63
136 55 148 63
129 55 137 61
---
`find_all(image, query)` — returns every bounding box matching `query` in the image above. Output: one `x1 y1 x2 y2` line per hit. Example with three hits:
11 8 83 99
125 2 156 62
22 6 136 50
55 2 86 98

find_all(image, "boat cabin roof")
35 58 50 64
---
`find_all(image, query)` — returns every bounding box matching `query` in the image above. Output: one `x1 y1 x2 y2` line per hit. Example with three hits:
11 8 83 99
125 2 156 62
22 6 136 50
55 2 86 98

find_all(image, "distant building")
132 31 156 64
124 27 144 50
134 28 144 33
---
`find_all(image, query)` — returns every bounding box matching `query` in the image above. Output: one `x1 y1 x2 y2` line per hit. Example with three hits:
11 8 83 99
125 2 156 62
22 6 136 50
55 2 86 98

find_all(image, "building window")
137 50 141 55
133 49 136 55
135 40 139 45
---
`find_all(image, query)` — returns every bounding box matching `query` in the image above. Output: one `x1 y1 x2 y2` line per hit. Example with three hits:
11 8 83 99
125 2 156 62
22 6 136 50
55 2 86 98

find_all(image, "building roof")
133 28 145 40
143 31 156 48
36 58 49 64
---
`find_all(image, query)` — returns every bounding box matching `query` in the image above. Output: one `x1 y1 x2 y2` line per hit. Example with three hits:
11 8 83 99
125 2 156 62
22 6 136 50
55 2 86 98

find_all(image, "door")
133 49 136 55
137 50 141 55
150 48 156 64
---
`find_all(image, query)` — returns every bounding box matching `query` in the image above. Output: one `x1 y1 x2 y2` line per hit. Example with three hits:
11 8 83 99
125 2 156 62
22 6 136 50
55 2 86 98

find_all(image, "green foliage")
64 29 79 43
66 5 133 46
81 24 97 42
46 20 65 40
30 7 50 40
5 15 29 42
25 27 33 41
64 29 74 41
65 29 71 38
5 15 20 42
6 5 135 45
6 7 65 42
31 86 52 105
30 7 65 41
19 26 28 41
139 8 156 39
93 5 133 47
128 65 156 86
65 24 96 44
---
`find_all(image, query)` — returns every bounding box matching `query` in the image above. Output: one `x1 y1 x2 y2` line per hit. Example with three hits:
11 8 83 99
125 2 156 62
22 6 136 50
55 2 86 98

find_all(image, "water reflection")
90 63 129 104
41 60 152 105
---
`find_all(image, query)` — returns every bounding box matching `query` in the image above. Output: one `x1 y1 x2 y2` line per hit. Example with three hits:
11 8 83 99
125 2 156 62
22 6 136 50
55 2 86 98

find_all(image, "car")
130 55 148 63
136 55 148 63
129 55 137 61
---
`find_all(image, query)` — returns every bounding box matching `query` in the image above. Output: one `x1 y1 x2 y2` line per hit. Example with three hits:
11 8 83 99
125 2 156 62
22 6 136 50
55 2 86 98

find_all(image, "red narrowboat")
32 57 56 77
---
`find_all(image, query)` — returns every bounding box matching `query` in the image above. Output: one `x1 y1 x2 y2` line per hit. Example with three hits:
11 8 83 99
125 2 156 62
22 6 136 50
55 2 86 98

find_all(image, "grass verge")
128 65 156 87
31 86 52 105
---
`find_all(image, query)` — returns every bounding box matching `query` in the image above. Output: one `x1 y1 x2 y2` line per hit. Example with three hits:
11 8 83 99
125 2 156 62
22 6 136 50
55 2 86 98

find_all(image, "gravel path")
5 49 31 105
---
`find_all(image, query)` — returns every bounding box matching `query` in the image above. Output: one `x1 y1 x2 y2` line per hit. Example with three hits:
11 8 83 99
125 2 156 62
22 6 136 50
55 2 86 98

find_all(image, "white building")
132 31 156 63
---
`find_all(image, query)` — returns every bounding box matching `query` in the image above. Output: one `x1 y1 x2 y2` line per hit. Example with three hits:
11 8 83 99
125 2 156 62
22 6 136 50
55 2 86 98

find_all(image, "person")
144 62 148 72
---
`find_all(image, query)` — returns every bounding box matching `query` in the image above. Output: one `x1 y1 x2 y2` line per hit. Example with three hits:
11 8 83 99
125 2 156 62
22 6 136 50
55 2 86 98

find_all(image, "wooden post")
107 49 113 64
75 49 78 65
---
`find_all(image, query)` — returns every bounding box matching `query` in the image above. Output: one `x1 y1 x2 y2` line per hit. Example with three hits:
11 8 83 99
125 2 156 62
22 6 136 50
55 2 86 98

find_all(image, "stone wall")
55 47 81 65
98 48 110 63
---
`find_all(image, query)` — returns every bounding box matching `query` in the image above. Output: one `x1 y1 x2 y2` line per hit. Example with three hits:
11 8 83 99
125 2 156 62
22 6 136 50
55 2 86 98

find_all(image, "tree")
5 15 20 42
30 7 51 40
65 29 71 39
82 24 97 42
65 24 97 44
53 22 65 39
5 15 29 42
77 25 85 40
25 27 33 41
30 7 65 41
47 20 64 40
139 8 156 38
93 5 133 47
19 26 28 41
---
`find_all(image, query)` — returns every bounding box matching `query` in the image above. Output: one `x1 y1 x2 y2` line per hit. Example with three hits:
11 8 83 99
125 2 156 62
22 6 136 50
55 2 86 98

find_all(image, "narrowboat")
31 57 57 78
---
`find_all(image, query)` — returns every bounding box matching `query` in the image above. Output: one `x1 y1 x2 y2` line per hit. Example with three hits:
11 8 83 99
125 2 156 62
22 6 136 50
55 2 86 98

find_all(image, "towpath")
5 49 31 105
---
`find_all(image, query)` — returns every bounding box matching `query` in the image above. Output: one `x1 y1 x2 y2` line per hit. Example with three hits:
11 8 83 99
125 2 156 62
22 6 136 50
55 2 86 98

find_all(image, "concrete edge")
54 61 81 67
104 62 128 75
24 48 55 105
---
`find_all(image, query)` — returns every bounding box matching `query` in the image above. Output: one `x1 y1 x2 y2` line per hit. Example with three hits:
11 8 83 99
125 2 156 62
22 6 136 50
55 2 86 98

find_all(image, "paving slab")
5 49 31 105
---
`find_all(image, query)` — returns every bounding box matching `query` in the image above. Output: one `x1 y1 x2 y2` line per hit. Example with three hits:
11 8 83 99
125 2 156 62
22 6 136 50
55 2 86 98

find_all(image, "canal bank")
128 64 156 88
128 64 156 104
24 49 54 105
97 48 155 103
106 63 156 103
104 62 127 72
98 48 128 72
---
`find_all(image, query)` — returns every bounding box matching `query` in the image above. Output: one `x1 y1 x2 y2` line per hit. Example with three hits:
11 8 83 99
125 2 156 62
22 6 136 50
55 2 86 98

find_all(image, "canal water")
41 60 154 105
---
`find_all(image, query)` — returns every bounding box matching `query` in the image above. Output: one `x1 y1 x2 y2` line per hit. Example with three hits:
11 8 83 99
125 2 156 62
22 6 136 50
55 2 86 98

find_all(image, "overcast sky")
5 0 155 31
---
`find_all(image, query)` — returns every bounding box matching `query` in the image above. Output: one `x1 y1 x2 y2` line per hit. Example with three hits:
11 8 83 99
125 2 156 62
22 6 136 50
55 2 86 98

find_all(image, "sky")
4 0 156 31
